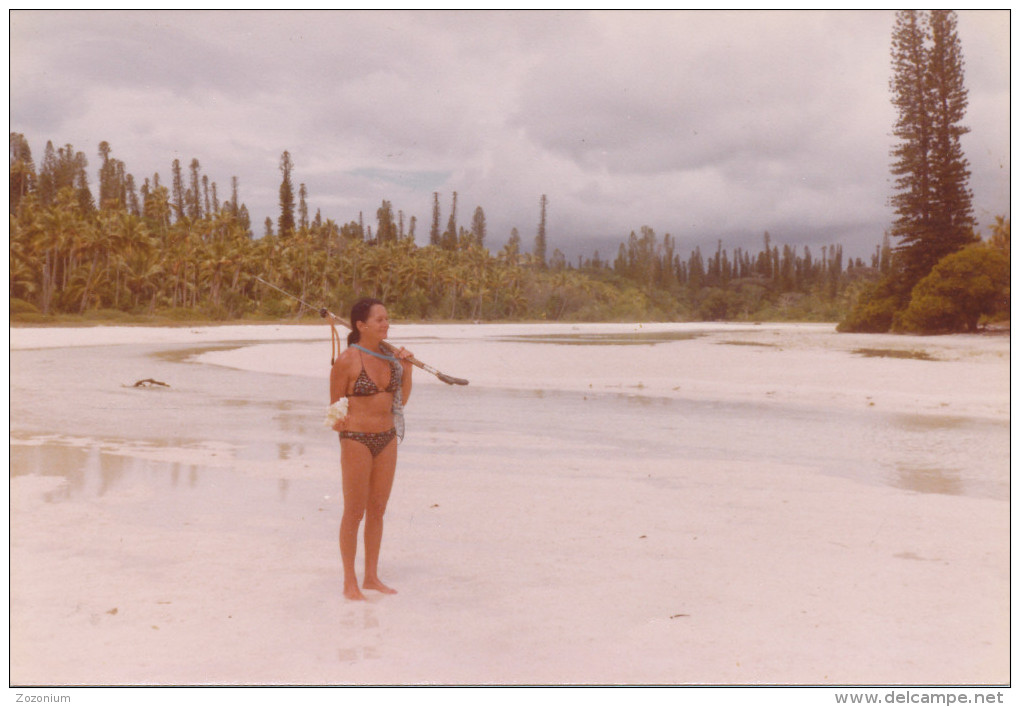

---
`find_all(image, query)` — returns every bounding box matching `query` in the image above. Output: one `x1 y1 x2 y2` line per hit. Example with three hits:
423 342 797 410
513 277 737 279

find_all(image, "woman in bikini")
329 297 413 601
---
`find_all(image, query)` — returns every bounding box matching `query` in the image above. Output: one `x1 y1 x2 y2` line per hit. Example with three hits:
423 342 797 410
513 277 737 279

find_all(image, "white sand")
8 322 1011 686
197 321 1010 419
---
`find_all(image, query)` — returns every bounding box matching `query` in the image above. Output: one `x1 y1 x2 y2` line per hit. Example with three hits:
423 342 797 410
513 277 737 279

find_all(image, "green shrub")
837 277 902 333
696 288 740 320
895 245 1010 333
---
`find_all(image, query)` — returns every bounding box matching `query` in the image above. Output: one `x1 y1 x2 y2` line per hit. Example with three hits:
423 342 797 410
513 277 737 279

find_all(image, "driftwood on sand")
131 378 170 388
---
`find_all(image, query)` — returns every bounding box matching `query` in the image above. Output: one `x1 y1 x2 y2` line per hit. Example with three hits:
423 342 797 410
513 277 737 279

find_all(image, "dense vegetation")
8 13 1006 332
839 10 1009 334
9 133 883 326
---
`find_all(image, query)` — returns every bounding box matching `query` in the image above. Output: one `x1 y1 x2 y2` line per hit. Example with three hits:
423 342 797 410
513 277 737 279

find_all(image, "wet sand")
8 322 1010 685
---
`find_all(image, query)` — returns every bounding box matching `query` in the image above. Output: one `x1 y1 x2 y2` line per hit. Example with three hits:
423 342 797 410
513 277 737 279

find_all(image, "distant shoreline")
9 316 1008 335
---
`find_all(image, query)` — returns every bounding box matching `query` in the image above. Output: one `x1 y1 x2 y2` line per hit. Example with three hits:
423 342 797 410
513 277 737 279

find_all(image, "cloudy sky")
10 10 1010 262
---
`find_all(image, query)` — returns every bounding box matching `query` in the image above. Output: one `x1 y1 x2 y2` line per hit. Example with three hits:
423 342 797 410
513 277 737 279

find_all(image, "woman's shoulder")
332 347 360 373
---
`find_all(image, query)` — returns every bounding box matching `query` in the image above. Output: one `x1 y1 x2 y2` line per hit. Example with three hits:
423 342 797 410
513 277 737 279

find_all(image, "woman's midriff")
346 394 394 433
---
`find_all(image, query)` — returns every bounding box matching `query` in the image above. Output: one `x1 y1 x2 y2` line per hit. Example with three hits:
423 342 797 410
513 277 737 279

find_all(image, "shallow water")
9 333 1009 502
415 383 1009 500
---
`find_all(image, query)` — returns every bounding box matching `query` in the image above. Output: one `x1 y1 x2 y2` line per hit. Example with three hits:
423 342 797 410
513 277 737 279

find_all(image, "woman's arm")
329 355 354 432
396 347 413 405
329 354 350 405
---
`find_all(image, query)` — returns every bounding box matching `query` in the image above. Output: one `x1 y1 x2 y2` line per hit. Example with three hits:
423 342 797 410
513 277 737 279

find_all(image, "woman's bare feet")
343 579 367 601
363 577 397 595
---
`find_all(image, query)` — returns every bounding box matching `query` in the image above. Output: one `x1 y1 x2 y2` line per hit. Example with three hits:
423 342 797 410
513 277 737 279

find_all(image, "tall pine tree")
171 158 186 223
188 158 202 220
278 151 295 237
299 183 309 231
926 10 974 255
889 10 974 292
471 205 487 247
534 194 548 266
442 191 458 250
430 192 441 246
376 200 397 243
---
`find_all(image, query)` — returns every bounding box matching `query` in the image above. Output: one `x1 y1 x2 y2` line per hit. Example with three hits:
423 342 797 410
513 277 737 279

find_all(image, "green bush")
895 245 1010 333
608 288 651 321
837 277 902 333
697 288 740 320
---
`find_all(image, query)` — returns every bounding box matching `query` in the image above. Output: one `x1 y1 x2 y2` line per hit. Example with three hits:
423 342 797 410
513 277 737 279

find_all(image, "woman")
329 298 413 601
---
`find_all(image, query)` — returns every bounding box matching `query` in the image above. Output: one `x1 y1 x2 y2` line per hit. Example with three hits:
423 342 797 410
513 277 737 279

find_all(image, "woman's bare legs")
363 440 398 594
339 437 398 600
340 439 371 600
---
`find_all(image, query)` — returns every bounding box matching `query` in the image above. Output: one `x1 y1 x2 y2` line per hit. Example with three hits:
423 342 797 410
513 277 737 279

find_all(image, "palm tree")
34 196 81 312
119 246 163 311
9 214 39 302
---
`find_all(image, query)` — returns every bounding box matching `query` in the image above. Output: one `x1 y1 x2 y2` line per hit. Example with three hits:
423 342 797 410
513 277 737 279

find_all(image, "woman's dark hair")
348 297 385 346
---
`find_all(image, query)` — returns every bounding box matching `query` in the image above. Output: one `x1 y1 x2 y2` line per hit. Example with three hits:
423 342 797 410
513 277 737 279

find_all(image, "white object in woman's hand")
325 398 350 430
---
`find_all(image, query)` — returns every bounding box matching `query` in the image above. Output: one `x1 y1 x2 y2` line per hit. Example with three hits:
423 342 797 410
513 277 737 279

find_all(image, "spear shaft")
253 276 469 386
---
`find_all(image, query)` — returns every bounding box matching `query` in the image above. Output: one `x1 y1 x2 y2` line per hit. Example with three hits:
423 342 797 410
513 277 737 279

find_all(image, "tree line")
8 12 1007 332
10 131 889 325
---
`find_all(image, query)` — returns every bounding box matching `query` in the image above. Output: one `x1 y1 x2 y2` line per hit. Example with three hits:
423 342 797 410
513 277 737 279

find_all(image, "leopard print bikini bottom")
340 428 397 457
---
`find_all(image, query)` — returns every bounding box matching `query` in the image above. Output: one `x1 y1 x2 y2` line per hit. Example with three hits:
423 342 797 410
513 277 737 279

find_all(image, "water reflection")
893 464 965 496
876 414 1008 499
11 337 1008 507
418 385 1009 501
10 440 205 502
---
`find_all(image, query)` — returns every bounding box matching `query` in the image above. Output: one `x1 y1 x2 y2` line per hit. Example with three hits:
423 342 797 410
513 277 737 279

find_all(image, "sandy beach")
8 321 1010 686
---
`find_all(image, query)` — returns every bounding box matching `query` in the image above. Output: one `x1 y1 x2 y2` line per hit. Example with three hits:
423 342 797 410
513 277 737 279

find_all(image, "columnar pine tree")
430 192 441 246
98 141 116 209
926 10 974 255
471 206 487 247
230 176 240 217
188 158 202 221
278 151 295 237
126 174 140 216
171 159 185 222
298 183 309 230
73 152 94 214
534 194 548 266
442 191 458 250
376 200 397 242
889 9 974 292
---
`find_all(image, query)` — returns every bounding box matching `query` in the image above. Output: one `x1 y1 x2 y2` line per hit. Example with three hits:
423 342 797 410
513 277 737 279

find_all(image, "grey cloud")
8 9 1009 262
